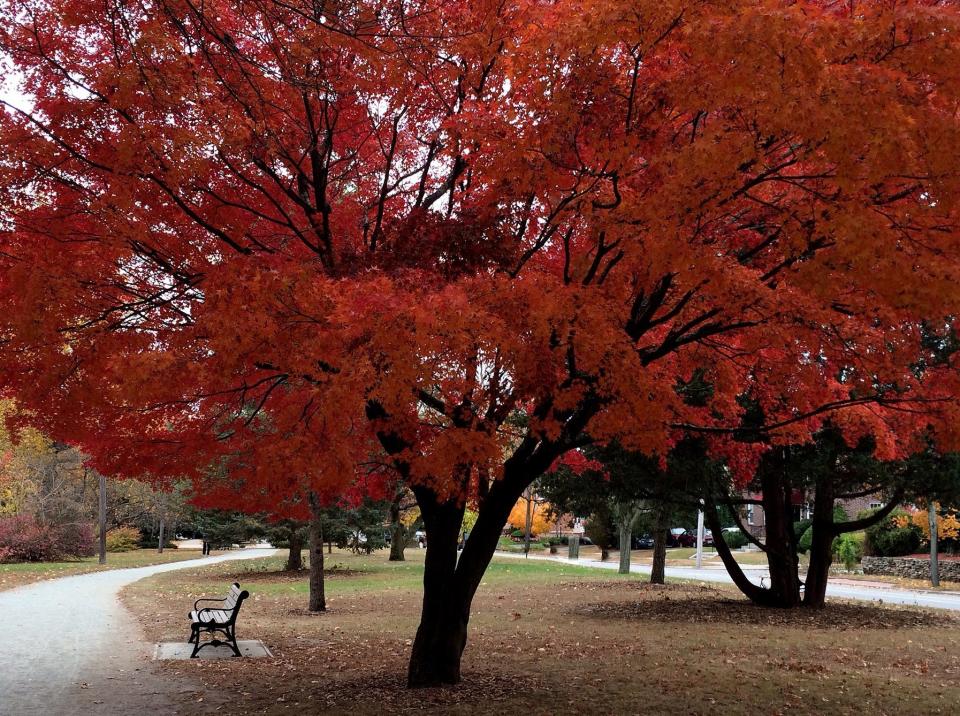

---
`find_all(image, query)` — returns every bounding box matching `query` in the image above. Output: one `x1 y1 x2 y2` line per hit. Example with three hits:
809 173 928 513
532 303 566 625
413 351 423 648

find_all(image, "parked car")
632 534 655 549
677 529 714 548
667 528 687 547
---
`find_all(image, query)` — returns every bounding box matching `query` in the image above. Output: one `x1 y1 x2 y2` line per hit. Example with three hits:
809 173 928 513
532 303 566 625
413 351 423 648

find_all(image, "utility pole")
98 473 107 565
929 500 940 587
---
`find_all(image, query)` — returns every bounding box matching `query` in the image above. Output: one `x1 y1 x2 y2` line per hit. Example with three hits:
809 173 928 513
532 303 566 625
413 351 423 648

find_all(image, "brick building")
742 491 888 541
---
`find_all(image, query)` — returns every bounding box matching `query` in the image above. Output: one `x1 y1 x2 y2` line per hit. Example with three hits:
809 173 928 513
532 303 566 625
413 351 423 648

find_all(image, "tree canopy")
2 0 960 686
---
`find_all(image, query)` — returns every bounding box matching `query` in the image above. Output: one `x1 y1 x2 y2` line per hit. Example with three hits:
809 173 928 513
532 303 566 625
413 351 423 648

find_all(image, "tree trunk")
286 531 304 571
98 474 107 565
706 501 783 607
759 470 802 607
408 488 469 687
650 502 668 584
802 486 903 607
523 495 533 555
157 518 165 554
618 520 632 575
308 494 326 613
929 500 940 587
803 478 835 608
407 470 529 688
389 498 406 561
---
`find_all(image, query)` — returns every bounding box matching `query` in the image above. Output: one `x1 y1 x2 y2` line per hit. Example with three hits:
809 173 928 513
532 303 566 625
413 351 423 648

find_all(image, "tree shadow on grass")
225 563 364 583
570 586 957 630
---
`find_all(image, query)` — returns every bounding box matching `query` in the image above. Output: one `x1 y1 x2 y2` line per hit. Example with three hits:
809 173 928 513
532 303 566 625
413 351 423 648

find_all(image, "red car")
676 529 714 548
667 528 687 547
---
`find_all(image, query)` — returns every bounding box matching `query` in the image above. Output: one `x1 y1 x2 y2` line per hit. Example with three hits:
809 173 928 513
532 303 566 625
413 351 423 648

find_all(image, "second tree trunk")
308 494 326 612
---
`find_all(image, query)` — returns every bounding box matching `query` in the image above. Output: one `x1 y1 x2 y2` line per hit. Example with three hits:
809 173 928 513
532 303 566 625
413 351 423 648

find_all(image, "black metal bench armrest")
194 596 227 610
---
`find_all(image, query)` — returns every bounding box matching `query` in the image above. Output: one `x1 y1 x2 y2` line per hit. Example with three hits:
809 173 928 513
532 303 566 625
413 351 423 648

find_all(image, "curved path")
0 548 275 716
494 552 960 611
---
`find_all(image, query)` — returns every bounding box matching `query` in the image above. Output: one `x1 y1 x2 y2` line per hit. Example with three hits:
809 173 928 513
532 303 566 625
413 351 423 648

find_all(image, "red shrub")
0 514 95 562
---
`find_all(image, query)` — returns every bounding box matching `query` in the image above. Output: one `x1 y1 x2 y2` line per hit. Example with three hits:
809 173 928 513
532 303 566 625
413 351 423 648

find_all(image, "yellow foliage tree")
0 400 42 515
908 509 960 543
508 499 555 537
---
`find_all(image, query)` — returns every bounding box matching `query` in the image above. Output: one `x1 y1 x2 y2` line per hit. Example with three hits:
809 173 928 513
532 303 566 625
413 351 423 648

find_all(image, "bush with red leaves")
0 514 95 562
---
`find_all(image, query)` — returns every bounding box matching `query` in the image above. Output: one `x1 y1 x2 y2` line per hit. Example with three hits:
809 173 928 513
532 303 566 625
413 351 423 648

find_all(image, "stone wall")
861 556 960 582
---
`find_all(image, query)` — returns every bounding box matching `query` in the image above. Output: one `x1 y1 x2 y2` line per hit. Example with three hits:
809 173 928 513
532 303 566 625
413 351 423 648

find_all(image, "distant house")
741 491 886 541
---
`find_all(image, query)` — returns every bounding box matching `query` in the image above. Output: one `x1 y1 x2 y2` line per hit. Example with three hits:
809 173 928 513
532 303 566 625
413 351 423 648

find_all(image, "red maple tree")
2 0 960 686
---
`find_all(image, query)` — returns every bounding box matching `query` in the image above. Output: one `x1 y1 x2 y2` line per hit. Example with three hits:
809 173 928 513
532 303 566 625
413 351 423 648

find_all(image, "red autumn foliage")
1 0 960 686
0 514 95 562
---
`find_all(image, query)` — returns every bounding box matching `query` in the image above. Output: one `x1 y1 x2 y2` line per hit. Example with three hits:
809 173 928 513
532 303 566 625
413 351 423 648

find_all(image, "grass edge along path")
0 548 219 592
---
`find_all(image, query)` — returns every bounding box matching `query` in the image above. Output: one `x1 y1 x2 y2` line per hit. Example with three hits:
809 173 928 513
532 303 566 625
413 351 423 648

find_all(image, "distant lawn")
123 548 960 715
0 548 215 592
515 543 773 567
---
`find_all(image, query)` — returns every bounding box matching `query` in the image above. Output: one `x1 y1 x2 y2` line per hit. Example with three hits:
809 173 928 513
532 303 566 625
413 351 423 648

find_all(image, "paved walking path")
0 548 276 716
494 551 960 611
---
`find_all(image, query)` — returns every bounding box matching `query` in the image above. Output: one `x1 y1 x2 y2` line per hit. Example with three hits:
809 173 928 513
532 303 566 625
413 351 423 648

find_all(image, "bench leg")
190 633 202 659
226 625 242 657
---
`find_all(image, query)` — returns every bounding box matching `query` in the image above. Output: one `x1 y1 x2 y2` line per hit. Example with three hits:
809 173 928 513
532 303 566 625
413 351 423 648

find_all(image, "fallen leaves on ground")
571 584 957 630
119 551 960 715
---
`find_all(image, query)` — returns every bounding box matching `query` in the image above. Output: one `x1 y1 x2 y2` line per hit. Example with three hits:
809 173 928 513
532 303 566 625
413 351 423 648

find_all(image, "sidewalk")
493 549 960 612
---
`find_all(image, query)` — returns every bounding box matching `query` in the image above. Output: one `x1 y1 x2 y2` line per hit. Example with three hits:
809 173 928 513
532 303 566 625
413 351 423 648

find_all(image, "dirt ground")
122 549 960 715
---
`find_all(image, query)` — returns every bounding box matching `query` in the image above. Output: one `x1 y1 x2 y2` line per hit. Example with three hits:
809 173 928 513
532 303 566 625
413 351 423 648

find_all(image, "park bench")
187 582 249 658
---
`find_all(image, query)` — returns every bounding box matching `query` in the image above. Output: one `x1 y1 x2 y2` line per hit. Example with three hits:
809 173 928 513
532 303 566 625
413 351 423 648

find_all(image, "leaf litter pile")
571 582 957 630
121 551 960 715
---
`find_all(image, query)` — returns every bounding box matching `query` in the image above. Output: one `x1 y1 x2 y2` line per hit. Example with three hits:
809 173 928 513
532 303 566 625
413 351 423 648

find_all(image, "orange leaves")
507 499 555 537
899 507 960 544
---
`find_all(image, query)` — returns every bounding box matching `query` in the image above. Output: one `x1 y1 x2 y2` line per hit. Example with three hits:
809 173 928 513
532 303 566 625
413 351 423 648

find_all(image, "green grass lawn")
123 548 960 715
523 543 774 566
0 548 215 591
158 549 641 598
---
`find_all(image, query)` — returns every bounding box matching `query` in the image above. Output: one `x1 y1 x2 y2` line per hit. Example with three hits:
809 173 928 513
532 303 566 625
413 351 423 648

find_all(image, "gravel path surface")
0 548 275 716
